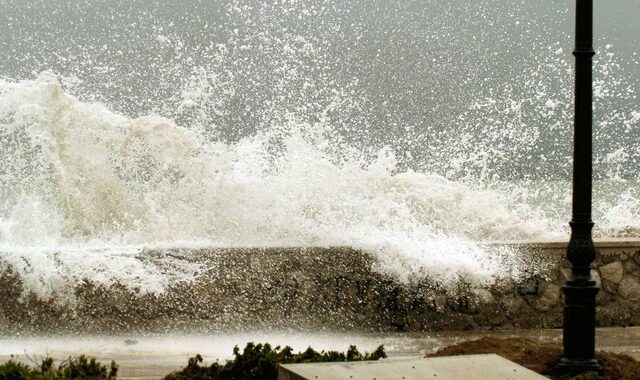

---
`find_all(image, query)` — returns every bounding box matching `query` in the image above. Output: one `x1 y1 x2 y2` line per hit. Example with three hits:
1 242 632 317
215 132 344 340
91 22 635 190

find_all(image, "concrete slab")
278 354 548 380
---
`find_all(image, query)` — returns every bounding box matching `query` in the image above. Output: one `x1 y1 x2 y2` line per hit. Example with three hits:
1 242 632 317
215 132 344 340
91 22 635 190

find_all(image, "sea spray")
0 0 638 301
0 74 551 299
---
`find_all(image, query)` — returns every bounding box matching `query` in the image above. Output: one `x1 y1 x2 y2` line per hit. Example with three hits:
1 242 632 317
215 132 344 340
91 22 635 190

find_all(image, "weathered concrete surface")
0 240 638 333
278 354 548 380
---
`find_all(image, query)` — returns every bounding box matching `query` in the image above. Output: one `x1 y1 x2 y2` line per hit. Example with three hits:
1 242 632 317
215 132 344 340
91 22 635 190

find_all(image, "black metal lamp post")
557 0 602 375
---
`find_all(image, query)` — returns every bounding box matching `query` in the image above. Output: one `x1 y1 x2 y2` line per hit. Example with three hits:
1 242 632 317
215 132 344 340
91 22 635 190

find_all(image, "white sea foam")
0 0 638 300
0 73 563 298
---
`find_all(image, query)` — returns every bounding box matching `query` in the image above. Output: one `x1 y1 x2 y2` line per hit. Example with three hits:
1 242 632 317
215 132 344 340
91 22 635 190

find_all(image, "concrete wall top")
480 238 640 249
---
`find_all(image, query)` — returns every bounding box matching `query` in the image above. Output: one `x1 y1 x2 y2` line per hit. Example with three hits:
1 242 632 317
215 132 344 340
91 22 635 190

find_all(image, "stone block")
498 297 529 318
533 283 561 312
433 294 448 313
632 250 640 267
624 258 638 273
600 253 617 264
473 289 495 305
600 261 624 284
596 290 613 306
486 309 508 327
517 276 539 296
591 269 601 288
619 277 640 302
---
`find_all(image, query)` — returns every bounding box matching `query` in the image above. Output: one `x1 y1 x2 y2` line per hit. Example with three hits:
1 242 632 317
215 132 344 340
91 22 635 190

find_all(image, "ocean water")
0 0 638 298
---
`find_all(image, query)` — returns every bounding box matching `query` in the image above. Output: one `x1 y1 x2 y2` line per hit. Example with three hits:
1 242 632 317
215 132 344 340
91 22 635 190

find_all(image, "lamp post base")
557 279 602 377
556 358 602 375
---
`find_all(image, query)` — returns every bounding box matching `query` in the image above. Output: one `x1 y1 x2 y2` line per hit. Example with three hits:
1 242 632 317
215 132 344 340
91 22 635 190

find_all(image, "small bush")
165 342 387 380
0 355 117 380
0 359 42 380
57 355 118 380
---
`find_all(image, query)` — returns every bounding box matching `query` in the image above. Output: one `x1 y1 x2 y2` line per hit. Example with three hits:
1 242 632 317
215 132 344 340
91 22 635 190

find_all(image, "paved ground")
280 354 548 380
0 327 638 379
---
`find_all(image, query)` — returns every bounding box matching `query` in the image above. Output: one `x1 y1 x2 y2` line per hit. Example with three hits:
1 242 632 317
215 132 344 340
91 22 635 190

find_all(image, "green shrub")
165 342 387 380
0 359 42 380
57 355 118 380
0 355 117 380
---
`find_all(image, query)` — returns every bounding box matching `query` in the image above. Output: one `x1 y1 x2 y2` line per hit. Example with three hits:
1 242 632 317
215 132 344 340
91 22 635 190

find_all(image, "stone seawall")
477 239 640 330
0 240 639 333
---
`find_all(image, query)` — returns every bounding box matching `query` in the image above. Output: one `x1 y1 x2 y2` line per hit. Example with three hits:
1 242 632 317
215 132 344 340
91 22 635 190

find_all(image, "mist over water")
0 0 638 298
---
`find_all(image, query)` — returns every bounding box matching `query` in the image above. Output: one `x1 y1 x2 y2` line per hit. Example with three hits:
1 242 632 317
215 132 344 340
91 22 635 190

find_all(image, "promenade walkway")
1 327 638 379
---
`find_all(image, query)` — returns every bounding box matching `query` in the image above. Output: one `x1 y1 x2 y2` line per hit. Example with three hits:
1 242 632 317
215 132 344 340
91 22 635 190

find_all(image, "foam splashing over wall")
0 0 637 300
0 73 552 299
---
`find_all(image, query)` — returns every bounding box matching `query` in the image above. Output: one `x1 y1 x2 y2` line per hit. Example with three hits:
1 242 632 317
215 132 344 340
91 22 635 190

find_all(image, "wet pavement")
0 327 638 379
